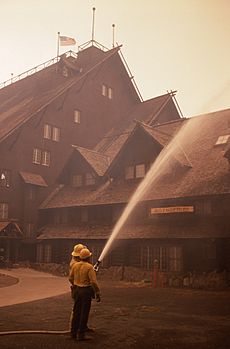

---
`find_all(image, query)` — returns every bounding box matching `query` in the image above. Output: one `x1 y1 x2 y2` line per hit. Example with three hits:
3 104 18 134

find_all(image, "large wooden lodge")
0 39 229 281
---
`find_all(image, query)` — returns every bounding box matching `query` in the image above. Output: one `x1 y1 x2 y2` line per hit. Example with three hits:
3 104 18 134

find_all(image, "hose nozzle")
93 260 101 272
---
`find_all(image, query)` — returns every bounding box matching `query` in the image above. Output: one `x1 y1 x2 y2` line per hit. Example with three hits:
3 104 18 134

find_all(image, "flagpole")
57 32 60 59
91 7 96 44
112 24 115 48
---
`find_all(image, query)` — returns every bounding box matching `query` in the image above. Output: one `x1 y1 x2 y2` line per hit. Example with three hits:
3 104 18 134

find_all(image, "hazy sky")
0 0 229 117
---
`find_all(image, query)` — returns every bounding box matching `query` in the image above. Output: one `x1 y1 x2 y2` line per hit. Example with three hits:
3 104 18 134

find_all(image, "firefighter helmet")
71 244 86 257
80 248 92 260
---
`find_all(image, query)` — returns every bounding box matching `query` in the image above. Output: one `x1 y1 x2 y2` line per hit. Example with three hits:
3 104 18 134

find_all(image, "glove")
96 294 101 303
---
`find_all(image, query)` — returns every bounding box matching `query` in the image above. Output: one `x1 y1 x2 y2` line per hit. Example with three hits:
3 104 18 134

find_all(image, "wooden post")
153 259 159 288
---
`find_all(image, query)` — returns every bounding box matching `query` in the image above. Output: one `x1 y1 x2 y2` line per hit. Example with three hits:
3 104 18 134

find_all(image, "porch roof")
37 222 229 240
20 171 47 187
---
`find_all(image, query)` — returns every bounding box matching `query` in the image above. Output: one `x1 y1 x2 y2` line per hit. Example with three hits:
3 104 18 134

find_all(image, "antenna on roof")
112 24 115 48
91 7 96 45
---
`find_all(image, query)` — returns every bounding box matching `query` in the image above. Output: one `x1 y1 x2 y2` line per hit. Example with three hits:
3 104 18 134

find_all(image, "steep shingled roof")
0 46 121 143
40 108 230 210
72 145 110 176
95 93 181 160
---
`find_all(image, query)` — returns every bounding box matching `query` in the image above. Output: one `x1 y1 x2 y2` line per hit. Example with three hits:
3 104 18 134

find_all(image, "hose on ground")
0 330 70 336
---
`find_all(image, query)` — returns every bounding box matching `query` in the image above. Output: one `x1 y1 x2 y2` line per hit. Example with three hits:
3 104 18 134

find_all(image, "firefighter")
69 248 101 341
69 243 86 270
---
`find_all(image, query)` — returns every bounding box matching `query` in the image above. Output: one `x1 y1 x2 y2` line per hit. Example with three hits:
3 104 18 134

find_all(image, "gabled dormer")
105 119 191 183
58 145 110 187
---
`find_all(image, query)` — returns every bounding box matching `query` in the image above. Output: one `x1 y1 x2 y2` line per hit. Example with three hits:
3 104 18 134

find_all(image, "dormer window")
136 164 145 178
125 164 146 180
74 110 81 124
85 173 96 186
215 135 230 145
125 166 135 180
72 174 82 187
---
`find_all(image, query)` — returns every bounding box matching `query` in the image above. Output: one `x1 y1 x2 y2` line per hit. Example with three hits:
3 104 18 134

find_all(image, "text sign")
150 206 194 214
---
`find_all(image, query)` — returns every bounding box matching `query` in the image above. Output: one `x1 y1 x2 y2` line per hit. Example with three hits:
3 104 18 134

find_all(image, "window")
85 173 96 186
125 164 146 180
108 87 113 99
41 151 50 167
52 127 60 142
74 110 81 124
0 170 10 187
102 84 107 96
141 245 182 272
44 124 52 139
33 148 51 166
27 186 35 200
136 164 145 178
37 244 43 263
125 166 135 179
102 84 114 99
44 124 60 142
33 148 42 164
44 244 52 263
0 203 8 220
72 174 82 187
215 135 230 145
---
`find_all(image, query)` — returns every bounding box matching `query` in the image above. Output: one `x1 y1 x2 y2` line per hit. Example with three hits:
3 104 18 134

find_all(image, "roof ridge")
72 144 110 159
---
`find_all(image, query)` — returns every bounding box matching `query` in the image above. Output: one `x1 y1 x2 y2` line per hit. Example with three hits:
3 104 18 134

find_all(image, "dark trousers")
70 286 92 337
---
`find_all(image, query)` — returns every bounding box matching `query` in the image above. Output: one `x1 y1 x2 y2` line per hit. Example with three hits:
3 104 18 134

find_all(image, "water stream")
98 117 200 263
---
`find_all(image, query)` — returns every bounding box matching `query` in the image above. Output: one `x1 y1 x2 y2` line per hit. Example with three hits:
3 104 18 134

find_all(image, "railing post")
153 259 159 288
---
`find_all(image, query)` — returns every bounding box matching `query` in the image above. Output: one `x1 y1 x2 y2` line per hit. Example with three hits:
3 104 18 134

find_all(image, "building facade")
0 41 181 264
38 109 230 280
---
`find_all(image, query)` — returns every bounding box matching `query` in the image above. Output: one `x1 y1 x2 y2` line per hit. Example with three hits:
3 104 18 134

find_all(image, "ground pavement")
0 268 69 307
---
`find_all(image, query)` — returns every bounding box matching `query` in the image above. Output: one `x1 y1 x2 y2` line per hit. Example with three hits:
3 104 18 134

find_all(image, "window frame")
108 87 113 99
33 148 42 164
52 126 60 142
0 203 9 220
43 124 52 139
135 164 145 178
85 172 96 186
74 110 81 124
41 150 51 167
215 134 230 145
72 174 83 187
125 165 135 180
102 84 107 96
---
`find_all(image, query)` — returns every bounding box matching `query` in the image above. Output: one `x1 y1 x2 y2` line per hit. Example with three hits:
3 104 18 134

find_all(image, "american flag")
59 35 76 46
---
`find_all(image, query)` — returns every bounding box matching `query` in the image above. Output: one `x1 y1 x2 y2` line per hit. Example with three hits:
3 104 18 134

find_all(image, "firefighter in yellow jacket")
69 248 101 341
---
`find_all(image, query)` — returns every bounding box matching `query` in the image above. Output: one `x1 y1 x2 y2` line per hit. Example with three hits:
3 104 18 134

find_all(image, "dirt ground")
0 274 230 349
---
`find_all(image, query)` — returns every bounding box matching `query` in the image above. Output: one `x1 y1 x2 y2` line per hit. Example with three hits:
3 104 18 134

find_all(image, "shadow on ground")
0 280 230 349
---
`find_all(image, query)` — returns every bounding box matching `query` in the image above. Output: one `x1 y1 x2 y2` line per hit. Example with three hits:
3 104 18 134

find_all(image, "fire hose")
0 330 69 336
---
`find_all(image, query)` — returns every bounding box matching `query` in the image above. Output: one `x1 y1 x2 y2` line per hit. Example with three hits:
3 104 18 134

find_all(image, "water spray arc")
94 118 196 271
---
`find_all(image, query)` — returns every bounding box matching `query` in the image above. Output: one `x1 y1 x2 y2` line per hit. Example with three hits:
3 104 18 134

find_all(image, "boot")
77 331 92 341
